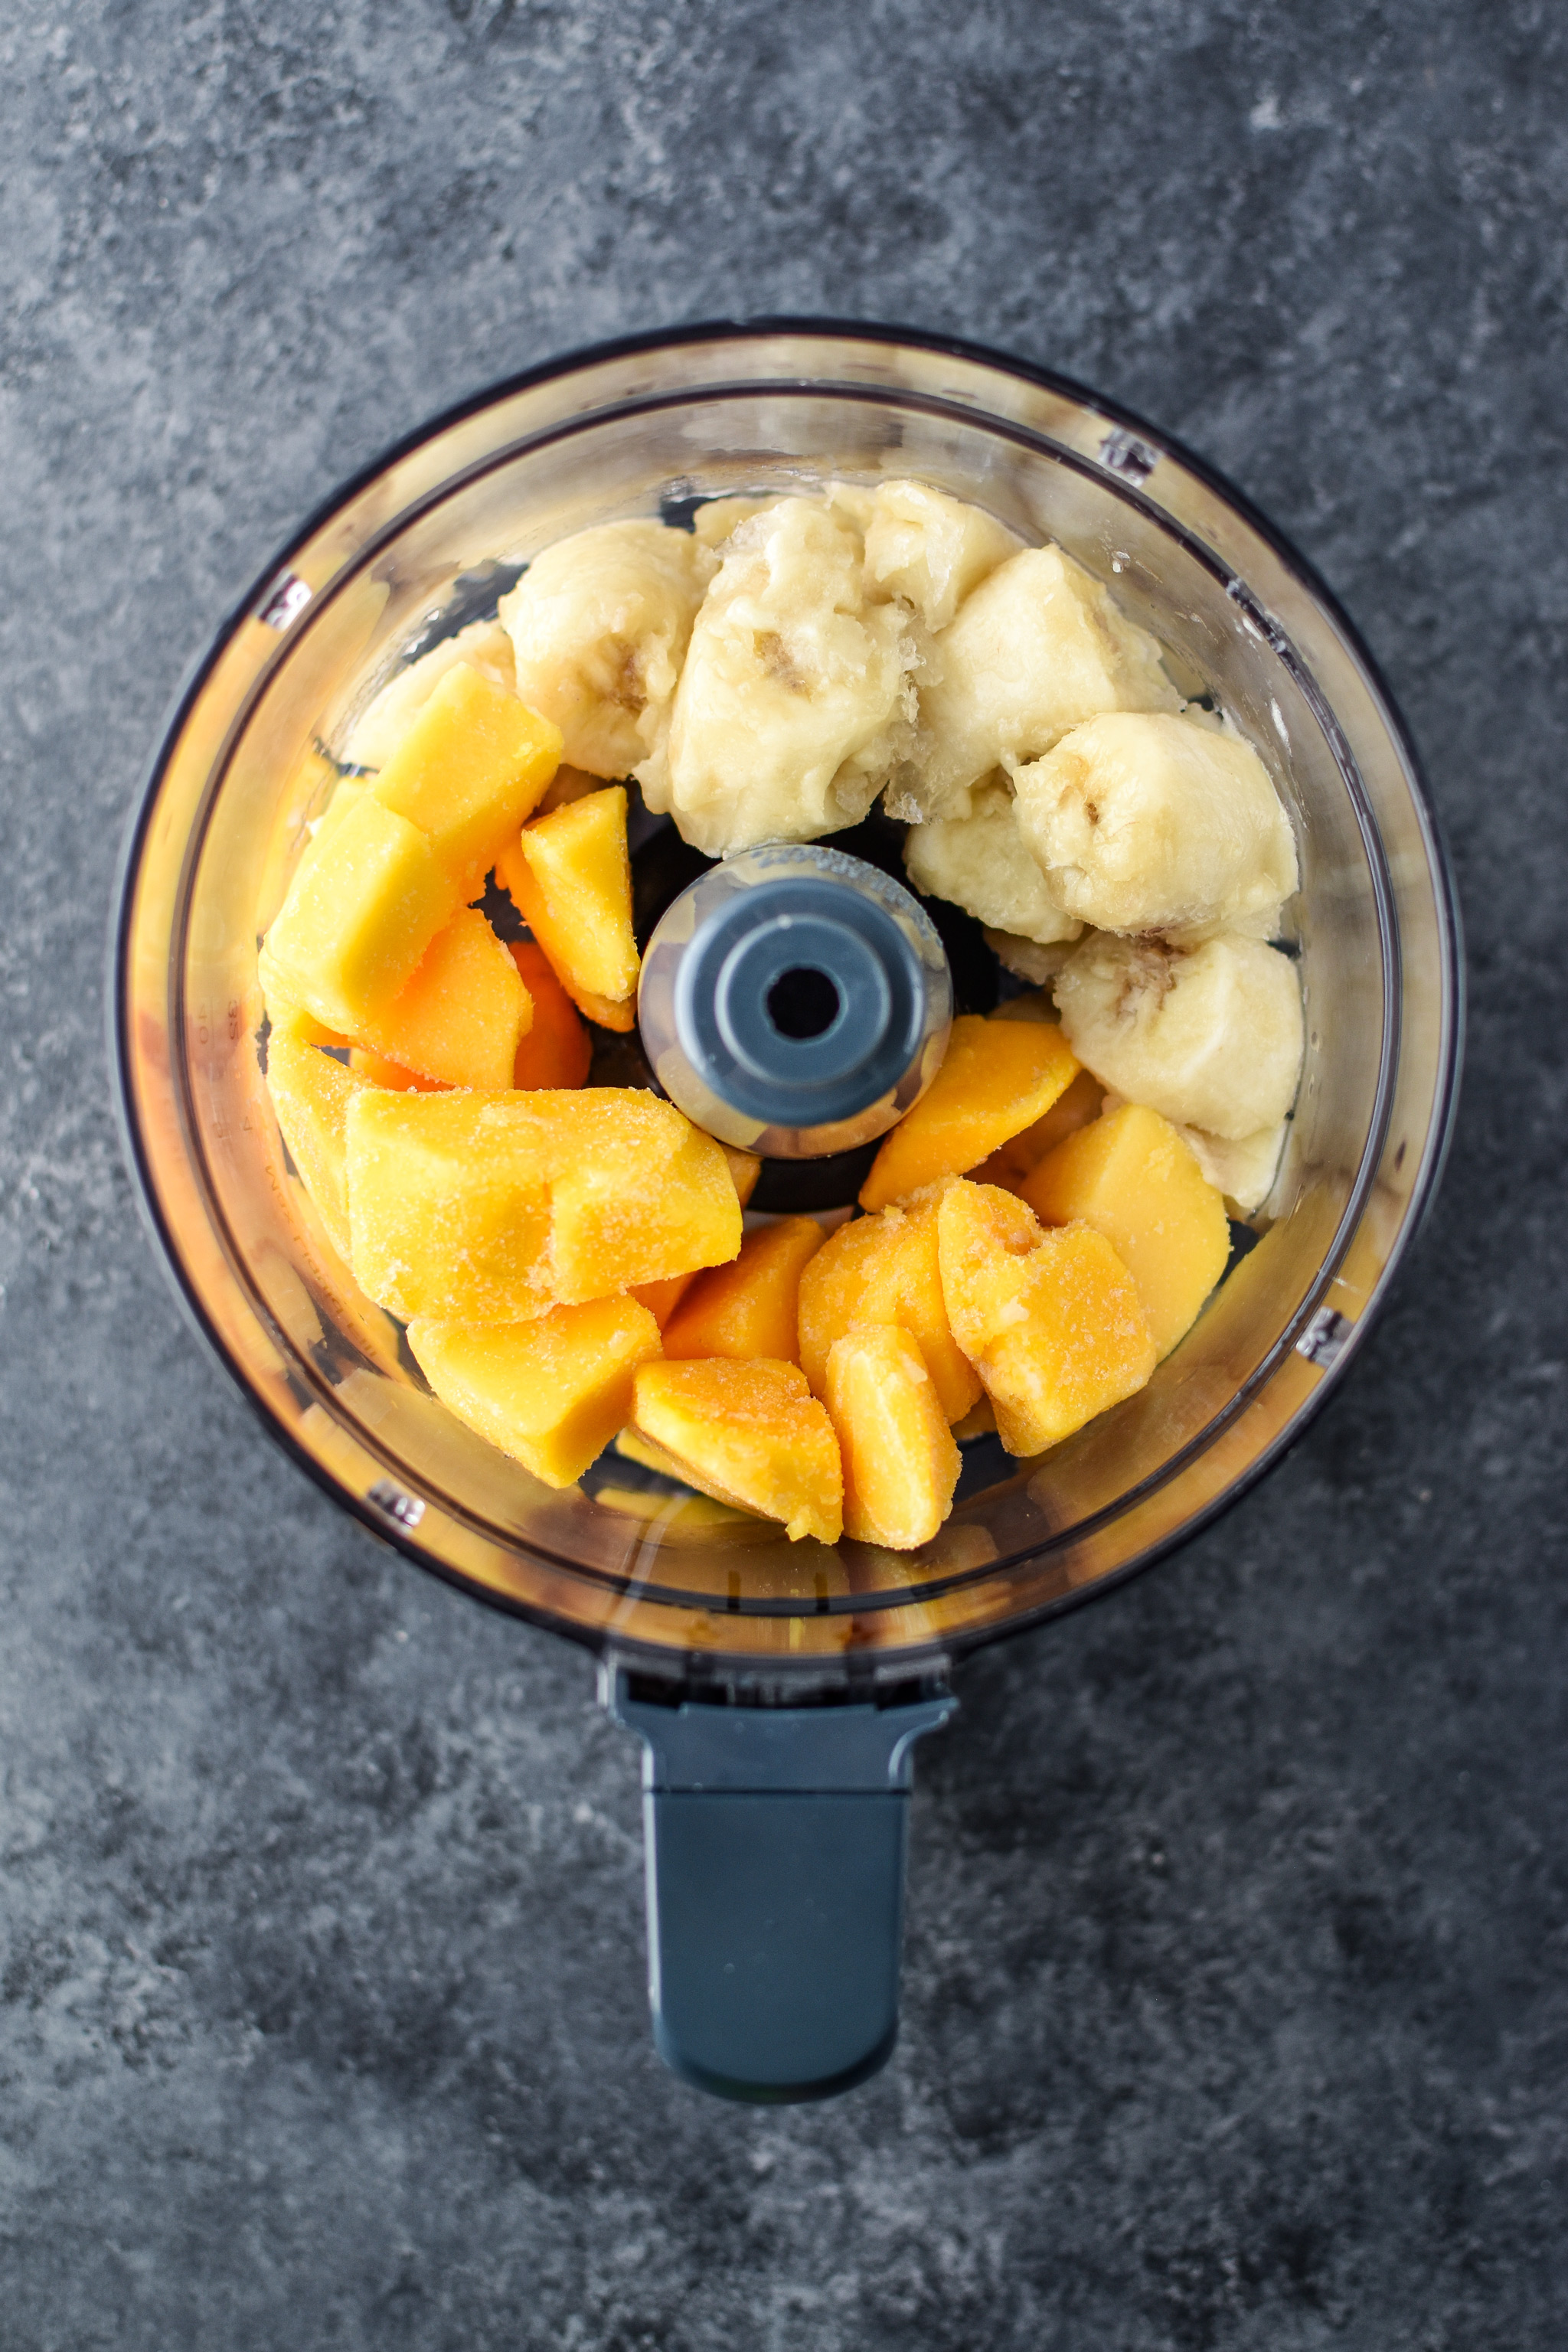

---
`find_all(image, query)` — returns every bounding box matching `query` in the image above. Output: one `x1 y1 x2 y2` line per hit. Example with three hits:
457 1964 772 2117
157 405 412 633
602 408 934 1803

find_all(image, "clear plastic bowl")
112 324 1462 2099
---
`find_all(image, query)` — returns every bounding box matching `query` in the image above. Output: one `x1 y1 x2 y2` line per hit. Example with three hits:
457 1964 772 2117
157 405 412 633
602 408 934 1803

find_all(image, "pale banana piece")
343 619 516 769
903 778 1080 946
856 479 1021 631
1011 709 1298 939
895 543 1181 820
639 496 916 856
1177 1118 1289 1215
983 928 1080 988
1054 930 1303 1140
498 519 716 779
691 494 782 549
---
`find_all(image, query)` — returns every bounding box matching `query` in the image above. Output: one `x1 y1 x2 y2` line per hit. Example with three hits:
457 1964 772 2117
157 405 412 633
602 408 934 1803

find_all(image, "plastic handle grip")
604 1670 956 2103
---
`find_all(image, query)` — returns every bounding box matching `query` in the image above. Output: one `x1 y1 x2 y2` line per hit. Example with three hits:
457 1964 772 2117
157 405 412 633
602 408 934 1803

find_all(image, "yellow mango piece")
352 907 528 1091
407 1296 662 1488
497 785 639 1031
936 1180 1156 1454
626 1142 757 1325
798 1190 982 1425
369 662 563 898
263 795 459 1037
663 1215 825 1363
345 1087 742 1321
629 1359 843 1544
860 1012 1080 1209
825 1325 961 1550
1019 1102 1230 1359
266 1018 375 1261
972 1066 1104 1191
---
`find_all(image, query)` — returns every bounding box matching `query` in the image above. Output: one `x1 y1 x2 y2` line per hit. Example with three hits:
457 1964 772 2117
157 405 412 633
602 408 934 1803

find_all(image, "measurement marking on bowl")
368 1479 425 1531
257 570 313 629
1099 426 1158 483
1296 1306 1353 1371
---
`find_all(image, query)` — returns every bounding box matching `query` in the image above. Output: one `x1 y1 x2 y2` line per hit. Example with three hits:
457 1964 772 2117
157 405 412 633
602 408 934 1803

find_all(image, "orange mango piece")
345 1086 742 1321
860 1013 1080 1209
1020 1102 1230 1359
936 1179 1156 1455
350 907 528 1090
407 1296 662 1488
498 784 639 1031
972 1066 1104 1191
369 662 562 899
798 1189 982 1424
508 938 592 1090
662 1216 825 1363
261 795 459 1037
629 1359 843 1544
824 1325 961 1550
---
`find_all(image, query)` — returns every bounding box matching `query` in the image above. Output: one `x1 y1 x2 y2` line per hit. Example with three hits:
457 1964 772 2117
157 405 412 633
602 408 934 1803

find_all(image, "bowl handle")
604 1666 956 2102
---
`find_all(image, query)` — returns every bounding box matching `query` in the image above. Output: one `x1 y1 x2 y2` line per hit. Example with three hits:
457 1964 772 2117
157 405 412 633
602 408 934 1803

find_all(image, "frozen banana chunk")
903 778 1080 946
343 619 517 770
1054 931 1303 1142
691 494 782 548
1011 710 1298 939
857 479 1021 632
498 520 715 779
898 544 1180 820
1173 1117 1289 1214
983 929 1079 989
641 497 916 855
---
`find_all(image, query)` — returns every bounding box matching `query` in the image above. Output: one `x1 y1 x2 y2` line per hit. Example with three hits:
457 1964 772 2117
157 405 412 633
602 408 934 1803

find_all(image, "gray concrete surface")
3 2 1566 2344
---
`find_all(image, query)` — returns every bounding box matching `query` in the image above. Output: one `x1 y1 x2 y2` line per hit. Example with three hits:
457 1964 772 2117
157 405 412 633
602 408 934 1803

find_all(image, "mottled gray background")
2 2 1566 2345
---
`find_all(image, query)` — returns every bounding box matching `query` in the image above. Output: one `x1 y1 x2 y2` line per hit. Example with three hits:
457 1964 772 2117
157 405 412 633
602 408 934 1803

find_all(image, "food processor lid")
639 842 952 1158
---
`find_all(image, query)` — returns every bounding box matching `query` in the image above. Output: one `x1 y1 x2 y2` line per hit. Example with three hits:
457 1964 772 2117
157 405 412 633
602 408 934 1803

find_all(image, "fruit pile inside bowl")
256 479 1304 1555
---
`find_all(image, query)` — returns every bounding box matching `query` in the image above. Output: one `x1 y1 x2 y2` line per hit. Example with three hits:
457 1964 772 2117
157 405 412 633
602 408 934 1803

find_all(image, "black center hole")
766 965 841 1040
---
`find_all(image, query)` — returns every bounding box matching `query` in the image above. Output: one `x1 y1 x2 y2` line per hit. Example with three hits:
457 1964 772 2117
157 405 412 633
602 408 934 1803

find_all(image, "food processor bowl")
112 324 1462 2102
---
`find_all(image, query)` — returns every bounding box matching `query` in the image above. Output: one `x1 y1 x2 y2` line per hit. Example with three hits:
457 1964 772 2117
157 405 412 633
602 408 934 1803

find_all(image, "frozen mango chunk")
345 1087 742 1321
262 795 459 1037
1020 1102 1229 1360
972 1067 1105 1191
798 1189 981 1424
860 1013 1080 1210
663 1215 825 1363
628 1150 757 1331
630 1272 696 1328
825 1325 961 1550
266 1016 376 1261
407 1296 662 1488
629 1359 842 1544
350 908 528 1091
936 1179 1156 1455
498 785 639 1031
345 619 516 770
369 662 562 899
508 939 591 1090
